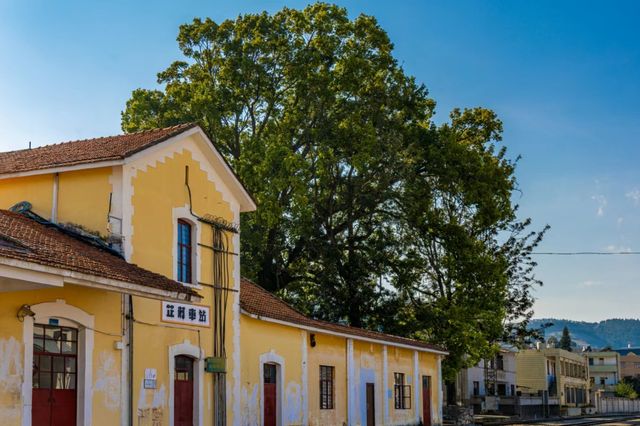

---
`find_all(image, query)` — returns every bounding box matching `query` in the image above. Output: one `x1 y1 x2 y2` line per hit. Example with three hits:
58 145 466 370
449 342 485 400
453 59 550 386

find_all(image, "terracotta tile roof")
240 278 445 352
0 123 197 175
0 210 199 299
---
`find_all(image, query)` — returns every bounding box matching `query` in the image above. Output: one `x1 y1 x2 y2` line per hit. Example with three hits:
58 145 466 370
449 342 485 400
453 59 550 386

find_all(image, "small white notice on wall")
161 301 210 327
144 368 157 389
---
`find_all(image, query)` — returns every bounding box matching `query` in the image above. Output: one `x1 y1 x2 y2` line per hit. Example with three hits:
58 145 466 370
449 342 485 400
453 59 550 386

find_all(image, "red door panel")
422 376 432 426
32 325 78 426
263 363 277 426
264 383 276 426
175 381 194 425
174 355 194 426
52 390 77 426
32 388 51 425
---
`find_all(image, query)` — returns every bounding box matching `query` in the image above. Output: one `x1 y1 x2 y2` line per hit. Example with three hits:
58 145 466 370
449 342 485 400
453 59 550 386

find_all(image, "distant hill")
529 318 640 350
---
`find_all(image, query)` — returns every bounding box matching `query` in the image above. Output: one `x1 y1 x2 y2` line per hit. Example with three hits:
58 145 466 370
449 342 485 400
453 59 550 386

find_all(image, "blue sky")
1 1 639 322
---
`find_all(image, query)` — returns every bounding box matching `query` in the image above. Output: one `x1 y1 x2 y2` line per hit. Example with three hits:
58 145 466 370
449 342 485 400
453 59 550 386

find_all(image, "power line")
532 251 640 256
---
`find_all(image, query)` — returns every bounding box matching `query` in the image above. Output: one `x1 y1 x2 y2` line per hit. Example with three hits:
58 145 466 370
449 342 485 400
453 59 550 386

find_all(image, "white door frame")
168 340 204 426
259 351 285 426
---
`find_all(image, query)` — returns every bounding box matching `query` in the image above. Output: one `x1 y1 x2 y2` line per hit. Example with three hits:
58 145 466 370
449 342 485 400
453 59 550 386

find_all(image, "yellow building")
0 124 446 425
516 347 590 407
239 278 446 426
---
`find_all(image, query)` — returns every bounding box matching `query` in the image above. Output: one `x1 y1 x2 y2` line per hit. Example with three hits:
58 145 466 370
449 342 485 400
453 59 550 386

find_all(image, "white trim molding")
301 330 308 426
413 350 420 422
168 340 205 426
346 338 355 426
22 300 95 426
383 345 389 425
437 356 443 424
259 351 285 426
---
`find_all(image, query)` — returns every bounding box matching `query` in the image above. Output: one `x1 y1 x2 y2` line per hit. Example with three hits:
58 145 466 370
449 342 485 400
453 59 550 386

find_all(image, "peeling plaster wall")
0 336 22 425
0 285 122 426
94 351 121 412
353 341 385 426
240 316 304 426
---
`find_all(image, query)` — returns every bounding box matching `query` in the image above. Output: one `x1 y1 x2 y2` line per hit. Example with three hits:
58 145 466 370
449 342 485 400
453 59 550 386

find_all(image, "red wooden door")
32 324 78 426
366 383 375 426
422 376 432 426
263 364 277 426
174 355 194 426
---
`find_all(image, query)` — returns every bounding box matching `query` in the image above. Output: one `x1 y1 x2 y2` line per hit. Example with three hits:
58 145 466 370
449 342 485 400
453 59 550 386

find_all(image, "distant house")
614 347 640 380
457 347 518 414
516 347 590 408
585 350 621 392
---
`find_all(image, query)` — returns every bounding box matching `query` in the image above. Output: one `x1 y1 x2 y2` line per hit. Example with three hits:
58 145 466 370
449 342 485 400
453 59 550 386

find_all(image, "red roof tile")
0 210 199 299
240 278 445 352
0 123 197 175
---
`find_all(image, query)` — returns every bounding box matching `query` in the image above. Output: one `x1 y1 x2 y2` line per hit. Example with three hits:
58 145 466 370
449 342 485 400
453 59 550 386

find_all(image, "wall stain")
94 351 120 411
0 337 22 422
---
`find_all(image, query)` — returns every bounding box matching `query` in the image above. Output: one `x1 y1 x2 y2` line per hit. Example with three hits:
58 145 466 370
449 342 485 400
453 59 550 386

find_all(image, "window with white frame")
177 219 193 283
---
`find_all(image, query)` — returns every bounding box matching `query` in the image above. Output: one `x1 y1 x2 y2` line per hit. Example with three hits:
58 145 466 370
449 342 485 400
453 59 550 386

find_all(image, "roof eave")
0 257 201 303
241 308 448 355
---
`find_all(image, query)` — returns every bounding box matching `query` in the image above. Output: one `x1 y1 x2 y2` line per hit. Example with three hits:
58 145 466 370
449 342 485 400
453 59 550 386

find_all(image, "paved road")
506 416 640 425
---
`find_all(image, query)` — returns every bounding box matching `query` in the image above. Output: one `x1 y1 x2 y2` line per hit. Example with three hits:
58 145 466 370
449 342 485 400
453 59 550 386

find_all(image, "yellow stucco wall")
0 168 113 236
57 168 113 236
419 351 442 425
239 315 305 426
129 145 237 426
239 313 443 426
0 174 54 217
0 285 122 426
307 333 347 426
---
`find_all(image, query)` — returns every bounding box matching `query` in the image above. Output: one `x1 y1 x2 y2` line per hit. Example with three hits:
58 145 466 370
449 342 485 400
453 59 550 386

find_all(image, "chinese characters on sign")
162 301 210 327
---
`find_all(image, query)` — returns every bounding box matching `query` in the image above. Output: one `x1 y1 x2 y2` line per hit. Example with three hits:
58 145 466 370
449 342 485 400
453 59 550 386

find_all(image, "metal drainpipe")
128 295 134 426
51 173 59 223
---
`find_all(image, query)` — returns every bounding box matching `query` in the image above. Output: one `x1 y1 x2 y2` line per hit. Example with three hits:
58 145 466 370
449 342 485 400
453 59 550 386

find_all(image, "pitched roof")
240 278 445 353
614 348 640 356
0 123 198 175
0 210 199 300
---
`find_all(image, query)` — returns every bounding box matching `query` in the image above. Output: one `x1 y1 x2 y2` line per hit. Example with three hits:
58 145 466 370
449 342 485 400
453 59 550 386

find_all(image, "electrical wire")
532 251 640 256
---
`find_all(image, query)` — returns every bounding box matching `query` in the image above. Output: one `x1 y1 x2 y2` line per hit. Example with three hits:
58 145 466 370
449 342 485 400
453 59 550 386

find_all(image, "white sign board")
162 301 210 327
144 368 157 389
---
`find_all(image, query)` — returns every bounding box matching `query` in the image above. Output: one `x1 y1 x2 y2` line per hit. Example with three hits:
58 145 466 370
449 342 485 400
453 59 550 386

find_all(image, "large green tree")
121 2 546 377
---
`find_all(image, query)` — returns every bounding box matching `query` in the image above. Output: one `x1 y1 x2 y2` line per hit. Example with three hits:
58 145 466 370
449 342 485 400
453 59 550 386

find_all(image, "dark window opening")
496 354 504 371
497 383 507 396
32 324 78 390
319 365 334 409
264 363 277 384
177 219 193 283
394 373 411 409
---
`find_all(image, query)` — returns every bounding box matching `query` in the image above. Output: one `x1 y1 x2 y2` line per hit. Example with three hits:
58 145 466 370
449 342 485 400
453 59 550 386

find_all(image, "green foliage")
121 2 546 380
615 381 638 399
547 336 558 348
559 326 573 351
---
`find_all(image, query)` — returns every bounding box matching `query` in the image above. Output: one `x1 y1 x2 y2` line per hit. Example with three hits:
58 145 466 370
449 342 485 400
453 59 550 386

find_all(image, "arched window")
177 219 192 283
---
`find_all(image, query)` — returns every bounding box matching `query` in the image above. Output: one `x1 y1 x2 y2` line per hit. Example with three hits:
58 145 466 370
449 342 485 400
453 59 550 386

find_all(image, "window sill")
178 281 202 290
